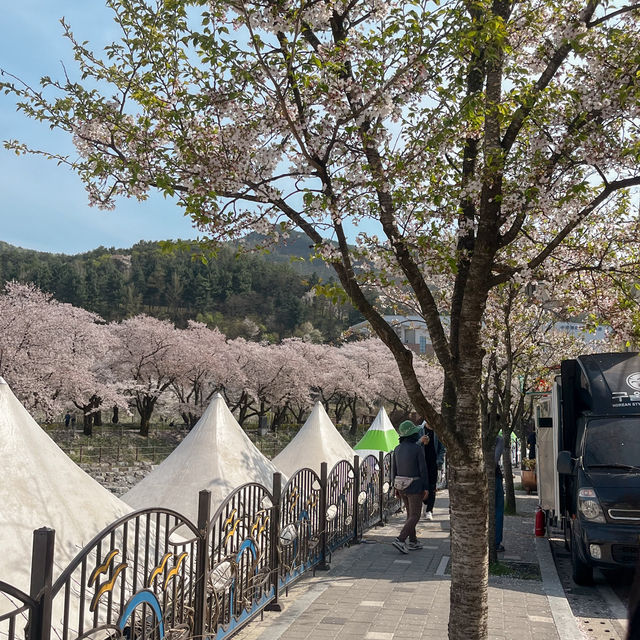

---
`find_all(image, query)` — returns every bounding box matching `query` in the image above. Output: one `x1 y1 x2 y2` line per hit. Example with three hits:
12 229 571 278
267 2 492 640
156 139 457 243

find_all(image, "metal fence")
0 453 400 640
57 444 174 465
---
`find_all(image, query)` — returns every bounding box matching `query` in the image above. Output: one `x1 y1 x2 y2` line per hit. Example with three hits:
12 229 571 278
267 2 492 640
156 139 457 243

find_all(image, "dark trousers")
495 474 504 546
398 492 423 542
423 483 437 512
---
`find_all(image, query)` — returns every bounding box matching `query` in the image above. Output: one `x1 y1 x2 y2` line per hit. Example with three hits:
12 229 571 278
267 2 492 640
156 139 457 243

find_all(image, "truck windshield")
584 418 640 471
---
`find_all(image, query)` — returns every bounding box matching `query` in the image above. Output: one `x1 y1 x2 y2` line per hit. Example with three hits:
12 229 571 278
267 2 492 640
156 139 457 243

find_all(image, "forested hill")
0 235 360 342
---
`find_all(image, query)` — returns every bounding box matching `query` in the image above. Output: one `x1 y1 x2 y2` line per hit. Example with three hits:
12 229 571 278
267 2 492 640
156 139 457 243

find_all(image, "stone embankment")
80 462 154 496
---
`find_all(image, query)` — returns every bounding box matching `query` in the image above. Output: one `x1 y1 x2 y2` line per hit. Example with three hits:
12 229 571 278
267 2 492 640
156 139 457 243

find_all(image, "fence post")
378 452 385 526
317 462 329 570
265 472 283 611
353 455 360 544
29 528 55 640
193 490 211 640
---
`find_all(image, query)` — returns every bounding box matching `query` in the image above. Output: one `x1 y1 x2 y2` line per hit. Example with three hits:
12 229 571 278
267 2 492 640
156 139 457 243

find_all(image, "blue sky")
0 2 201 254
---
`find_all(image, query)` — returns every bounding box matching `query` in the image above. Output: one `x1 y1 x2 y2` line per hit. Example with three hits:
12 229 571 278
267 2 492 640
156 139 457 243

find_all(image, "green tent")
354 406 399 458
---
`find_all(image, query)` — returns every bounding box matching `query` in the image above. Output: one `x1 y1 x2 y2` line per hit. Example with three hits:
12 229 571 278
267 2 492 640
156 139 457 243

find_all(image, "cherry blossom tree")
337 338 436 432
272 338 318 422
4 1 640 635
108 314 180 435
55 308 125 435
231 339 310 428
0 281 124 424
478 280 617 559
0 281 69 415
170 321 233 425
281 339 350 419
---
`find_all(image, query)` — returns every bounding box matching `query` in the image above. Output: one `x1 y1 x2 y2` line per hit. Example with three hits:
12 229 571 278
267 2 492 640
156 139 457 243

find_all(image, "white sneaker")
406 540 424 550
425 511 433 521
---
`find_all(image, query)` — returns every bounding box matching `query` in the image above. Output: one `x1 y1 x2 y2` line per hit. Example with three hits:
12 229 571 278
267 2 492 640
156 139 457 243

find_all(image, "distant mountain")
0 234 361 342
1 230 336 277
234 231 336 278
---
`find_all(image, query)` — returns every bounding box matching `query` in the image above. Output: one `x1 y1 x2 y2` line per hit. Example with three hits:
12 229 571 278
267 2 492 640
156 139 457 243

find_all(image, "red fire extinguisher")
535 506 546 537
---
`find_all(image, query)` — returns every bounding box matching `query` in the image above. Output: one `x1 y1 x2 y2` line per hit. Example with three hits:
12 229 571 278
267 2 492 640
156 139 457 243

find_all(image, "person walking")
495 433 505 552
391 420 429 553
527 430 537 460
419 421 445 520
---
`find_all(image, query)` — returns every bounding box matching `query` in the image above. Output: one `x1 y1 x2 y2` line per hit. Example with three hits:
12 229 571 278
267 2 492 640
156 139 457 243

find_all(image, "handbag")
393 475 417 490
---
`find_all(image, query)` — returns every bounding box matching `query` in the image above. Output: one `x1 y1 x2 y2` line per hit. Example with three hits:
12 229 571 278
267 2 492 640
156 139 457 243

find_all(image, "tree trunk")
349 398 359 435
448 459 489 640
484 438 498 565
270 406 287 431
237 394 251 425
505 394 527 513
83 411 93 437
139 414 150 437
90 394 102 426
112 406 119 424
138 397 155 437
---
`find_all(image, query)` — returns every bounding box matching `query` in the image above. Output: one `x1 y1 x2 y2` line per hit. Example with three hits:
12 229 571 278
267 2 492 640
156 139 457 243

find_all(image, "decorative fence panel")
382 453 401 518
3 453 404 640
326 460 357 552
50 509 202 640
278 469 323 589
358 455 382 532
204 483 275 640
0 582 37 640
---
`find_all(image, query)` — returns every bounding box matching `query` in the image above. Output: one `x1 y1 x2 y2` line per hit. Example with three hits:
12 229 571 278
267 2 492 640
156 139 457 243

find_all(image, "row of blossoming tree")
0 281 445 435
3 0 640 631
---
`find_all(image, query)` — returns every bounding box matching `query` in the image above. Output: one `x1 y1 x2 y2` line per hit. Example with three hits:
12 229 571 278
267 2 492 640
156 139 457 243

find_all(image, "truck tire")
571 525 594 585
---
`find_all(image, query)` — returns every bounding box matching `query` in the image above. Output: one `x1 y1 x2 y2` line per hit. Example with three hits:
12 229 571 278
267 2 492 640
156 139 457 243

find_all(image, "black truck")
538 352 640 585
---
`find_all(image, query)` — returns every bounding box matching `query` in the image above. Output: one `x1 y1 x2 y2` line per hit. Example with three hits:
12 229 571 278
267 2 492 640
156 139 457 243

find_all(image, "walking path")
234 482 584 640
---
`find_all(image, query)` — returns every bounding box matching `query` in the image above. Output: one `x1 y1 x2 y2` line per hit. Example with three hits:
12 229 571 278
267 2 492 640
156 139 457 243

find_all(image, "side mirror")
557 450 575 475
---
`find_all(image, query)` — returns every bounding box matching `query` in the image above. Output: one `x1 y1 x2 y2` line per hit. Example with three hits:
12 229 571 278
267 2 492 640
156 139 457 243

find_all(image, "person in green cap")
391 419 429 553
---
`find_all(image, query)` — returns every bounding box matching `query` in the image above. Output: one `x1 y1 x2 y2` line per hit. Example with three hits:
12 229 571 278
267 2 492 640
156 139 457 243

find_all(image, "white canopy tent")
123 393 280 523
272 401 356 477
0 378 131 599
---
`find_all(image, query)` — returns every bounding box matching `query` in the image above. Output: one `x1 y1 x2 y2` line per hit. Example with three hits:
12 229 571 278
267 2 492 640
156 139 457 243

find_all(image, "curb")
535 537 583 640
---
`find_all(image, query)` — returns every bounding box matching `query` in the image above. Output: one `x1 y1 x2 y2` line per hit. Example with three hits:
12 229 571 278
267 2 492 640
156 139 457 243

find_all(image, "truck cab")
539 352 640 585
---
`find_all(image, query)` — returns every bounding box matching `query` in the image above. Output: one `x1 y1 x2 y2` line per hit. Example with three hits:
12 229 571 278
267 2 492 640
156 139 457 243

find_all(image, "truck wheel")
571 526 593 585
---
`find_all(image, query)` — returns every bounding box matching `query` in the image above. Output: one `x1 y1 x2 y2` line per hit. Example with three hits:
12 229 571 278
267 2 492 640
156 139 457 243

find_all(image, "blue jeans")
495 474 504 546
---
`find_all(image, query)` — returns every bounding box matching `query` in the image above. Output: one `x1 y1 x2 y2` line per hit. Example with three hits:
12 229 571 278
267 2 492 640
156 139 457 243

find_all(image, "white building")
552 321 610 343
348 315 437 355
348 315 609 354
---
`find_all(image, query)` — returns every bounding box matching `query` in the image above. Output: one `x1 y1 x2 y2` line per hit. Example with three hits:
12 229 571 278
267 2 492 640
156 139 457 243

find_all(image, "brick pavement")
233 481 581 640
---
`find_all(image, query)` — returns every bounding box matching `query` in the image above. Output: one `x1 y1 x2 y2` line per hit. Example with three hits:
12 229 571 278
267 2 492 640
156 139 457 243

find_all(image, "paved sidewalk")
234 480 583 640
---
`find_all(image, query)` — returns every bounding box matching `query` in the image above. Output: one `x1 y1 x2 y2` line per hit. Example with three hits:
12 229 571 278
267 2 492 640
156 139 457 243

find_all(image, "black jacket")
392 439 429 494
